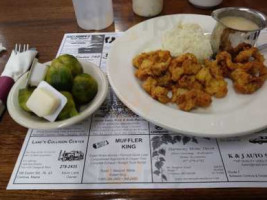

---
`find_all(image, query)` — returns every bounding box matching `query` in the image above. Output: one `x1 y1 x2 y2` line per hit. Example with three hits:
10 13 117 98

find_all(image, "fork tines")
15 43 29 54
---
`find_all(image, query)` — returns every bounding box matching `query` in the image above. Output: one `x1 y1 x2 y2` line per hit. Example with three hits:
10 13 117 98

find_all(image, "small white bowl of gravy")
211 7 267 53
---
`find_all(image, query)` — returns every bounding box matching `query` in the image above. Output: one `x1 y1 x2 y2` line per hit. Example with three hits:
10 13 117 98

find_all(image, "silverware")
14 43 29 54
211 7 267 54
0 44 30 119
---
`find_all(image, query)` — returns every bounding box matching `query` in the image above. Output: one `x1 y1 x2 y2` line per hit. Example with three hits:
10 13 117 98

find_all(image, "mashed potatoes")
162 23 213 61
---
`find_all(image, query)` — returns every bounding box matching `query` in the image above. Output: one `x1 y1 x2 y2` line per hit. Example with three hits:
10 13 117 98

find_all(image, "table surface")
1 0 267 199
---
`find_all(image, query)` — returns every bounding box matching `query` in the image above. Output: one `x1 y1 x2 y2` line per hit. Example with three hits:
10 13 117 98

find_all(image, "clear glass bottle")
132 0 163 17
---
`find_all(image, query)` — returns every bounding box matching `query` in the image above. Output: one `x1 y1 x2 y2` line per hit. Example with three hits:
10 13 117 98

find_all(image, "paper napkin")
1 49 38 81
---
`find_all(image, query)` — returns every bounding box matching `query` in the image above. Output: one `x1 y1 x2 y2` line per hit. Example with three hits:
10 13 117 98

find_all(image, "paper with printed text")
7 32 267 189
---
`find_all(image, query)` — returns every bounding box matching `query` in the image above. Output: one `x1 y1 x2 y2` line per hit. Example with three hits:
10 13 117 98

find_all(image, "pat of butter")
26 81 67 122
29 63 48 87
26 88 60 117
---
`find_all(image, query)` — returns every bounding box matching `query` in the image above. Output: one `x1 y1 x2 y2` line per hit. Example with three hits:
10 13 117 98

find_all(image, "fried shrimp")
169 53 201 81
132 44 267 112
175 89 212 111
196 67 213 84
204 59 224 79
234 47 258 63
142 77 170 104
215 43 267 94
231 68 265 94
151 86 170 104
132 52 150 68
134 50 172 80
178 75 203 90
205 79 228 98
134 51 228 111
156 71 172 88
142 77 157 94
215 51 235 76
196 61 228 98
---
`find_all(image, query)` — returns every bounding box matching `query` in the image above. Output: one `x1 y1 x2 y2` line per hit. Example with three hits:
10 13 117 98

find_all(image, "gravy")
220 16 259 31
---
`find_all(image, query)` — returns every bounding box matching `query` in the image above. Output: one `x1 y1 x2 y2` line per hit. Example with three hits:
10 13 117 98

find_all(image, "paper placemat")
7 32 267 190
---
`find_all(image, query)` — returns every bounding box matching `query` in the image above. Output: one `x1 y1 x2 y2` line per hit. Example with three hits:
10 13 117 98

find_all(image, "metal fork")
14 43 29 54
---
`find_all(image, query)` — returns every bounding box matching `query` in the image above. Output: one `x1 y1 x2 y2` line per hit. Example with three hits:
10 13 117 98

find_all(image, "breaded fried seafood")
132 44 267 112
133 51 229 111
215 43 267 94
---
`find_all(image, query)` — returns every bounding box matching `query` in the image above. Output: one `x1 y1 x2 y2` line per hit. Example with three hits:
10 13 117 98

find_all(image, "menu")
7 32 267 190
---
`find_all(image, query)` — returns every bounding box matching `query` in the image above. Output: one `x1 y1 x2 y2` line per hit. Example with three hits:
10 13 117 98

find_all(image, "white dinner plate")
107 14 267 138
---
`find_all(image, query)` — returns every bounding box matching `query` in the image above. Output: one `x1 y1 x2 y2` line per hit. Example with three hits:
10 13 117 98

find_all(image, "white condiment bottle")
72 0 114 30
188 0 223 8
132 0 163 17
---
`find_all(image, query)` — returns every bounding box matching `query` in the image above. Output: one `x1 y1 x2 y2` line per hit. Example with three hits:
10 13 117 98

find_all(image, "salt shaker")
132 0 163 17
